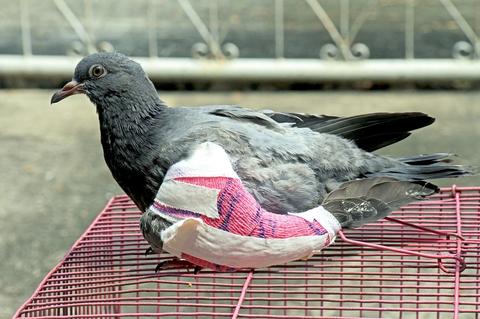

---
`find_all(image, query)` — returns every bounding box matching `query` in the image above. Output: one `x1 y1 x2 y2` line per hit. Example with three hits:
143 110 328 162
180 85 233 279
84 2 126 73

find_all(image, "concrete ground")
1 90 479 318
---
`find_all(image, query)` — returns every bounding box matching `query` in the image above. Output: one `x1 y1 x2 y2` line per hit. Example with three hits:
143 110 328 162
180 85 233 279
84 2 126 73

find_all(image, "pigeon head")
51 52 159 109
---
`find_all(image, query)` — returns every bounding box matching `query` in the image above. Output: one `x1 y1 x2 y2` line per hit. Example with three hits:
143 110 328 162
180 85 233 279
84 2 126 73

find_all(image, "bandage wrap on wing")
147 142 342 270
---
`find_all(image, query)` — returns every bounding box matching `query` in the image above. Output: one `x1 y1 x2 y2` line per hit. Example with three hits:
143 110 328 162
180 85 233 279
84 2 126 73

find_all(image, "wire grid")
13 186 480 319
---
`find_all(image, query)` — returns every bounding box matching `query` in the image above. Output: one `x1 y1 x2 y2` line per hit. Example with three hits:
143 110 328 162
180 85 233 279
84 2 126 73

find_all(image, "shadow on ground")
1 90 478 318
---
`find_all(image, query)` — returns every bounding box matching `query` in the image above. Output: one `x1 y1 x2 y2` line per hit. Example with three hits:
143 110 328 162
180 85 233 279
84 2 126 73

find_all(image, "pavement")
1 90 479 318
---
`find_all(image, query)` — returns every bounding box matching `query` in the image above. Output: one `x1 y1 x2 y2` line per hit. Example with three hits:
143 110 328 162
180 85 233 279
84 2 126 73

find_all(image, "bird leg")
155 258 202 274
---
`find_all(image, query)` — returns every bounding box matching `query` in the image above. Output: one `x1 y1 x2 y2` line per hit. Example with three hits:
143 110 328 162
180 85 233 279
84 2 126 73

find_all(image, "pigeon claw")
154 258 202 274
145 247 154 256
155 261 167 273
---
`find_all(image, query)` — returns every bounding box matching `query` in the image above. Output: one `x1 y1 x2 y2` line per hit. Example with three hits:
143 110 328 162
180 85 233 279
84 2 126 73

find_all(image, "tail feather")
322 177 439 229
367 153 472 181
397 153 454 165
372 167 469 180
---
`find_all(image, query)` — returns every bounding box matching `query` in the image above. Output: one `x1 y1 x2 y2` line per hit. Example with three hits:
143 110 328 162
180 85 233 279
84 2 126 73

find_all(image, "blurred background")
1 0 479 317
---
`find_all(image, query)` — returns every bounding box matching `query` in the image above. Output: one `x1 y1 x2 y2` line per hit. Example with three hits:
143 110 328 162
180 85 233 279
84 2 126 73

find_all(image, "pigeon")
51 52 470 263
145 141 439 271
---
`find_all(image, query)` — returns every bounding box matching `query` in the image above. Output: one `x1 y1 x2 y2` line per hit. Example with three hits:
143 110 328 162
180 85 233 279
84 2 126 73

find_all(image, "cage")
13 186 480 319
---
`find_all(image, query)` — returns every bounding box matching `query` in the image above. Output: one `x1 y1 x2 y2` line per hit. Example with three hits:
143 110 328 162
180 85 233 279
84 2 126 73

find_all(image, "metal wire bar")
19 0 32 56
337 231 466 274
176 0 224 58
3 55 480 81
340 0 350 43
453 187 464 319
231 271 254 319
440 0 480 58
52 0 95 53
384 216 465 240
346 0 378 45
84 0 95 49
405 0 415 59
305 0 353 60
209 0 220 50
275 0 284 59
147 0 158 58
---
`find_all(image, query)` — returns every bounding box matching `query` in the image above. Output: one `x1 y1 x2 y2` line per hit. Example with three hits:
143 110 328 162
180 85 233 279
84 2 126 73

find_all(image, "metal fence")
1 0 480 82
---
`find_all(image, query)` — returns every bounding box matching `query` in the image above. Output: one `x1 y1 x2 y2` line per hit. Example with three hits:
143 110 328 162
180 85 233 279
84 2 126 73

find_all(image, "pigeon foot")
145 247 155 256
155 258 202 274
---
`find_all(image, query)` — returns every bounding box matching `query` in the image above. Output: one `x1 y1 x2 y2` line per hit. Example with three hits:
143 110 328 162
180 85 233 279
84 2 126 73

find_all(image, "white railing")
1 0 480 81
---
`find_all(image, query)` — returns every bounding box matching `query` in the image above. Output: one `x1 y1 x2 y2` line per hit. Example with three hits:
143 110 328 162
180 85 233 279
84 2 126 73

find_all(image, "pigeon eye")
89 64 106 78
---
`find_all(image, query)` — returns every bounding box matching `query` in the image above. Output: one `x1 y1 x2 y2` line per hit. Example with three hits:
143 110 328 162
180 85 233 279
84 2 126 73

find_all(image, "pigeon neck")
96 93 166 161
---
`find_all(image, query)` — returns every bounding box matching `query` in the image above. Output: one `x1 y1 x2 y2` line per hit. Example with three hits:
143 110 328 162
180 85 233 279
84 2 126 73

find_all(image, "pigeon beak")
50 80 85 104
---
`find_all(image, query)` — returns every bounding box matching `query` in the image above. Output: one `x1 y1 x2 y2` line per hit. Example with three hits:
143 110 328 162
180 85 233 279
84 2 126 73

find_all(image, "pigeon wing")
262 111 435 152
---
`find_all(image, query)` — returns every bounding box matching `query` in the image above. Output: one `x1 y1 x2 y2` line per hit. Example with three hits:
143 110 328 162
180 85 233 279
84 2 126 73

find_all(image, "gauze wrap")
147 142 341 271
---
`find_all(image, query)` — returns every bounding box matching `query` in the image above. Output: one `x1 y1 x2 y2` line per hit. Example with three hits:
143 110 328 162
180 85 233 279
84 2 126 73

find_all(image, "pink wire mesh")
13 186 480 319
